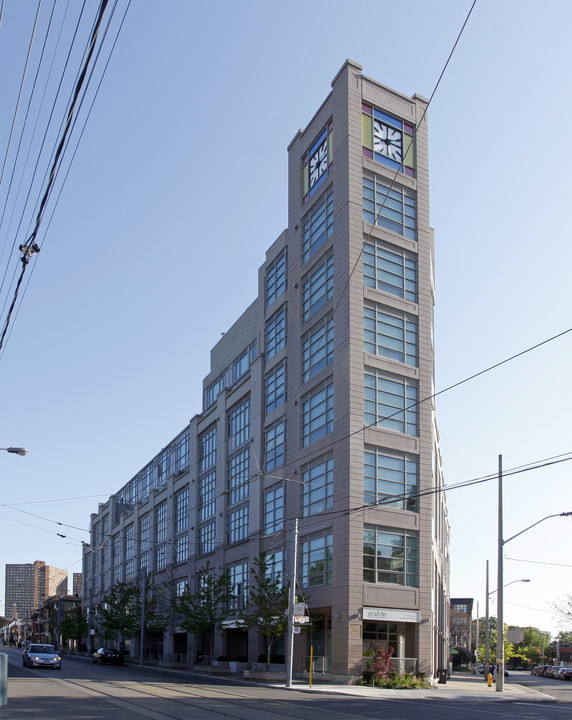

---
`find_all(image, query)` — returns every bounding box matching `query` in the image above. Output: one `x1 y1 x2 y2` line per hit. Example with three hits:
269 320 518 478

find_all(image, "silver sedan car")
22 644 62 669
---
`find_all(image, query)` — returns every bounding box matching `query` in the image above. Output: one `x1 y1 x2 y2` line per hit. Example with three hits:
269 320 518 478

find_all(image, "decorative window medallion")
303 121 333 202
362 105 415 177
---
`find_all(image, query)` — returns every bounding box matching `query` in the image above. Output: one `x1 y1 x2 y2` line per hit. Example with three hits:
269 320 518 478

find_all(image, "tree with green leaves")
59 606 88 648
176 562 233 663
552 595 572 629
97 578 166 646
239 553 289 671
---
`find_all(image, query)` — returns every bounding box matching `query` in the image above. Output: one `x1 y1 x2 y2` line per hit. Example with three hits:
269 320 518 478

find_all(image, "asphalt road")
506 670 572 705
1 648 571 720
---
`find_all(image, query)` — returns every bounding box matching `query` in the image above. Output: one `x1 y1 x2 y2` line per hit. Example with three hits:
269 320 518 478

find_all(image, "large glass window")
266 549 285 584
301 380 334 447
302 187 334 262
266 305 287 359
228 448 249 505
302 251 334 321
228 397 250 452
229 562 248 611
300 531 333 588
364 448 418 511
175 488 189 534
363 173 416 240
265 362 286 414
199 471 216 520
363 241 417 302
199 426 217 472
266 249 287 307
199 522 215 554
228 506 249 544
175 535 189 564
364 371 418 435
125 524 134 560
364 303 417 366
301 314 334 382
265 419 285 472
363 527 418 587
139 513 150 554
155 502 168 543
302 453 333 516
264 485 284 535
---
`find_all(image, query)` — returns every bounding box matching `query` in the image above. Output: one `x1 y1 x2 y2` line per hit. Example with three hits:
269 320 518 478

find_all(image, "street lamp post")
496 452 571 692
0 447 27 456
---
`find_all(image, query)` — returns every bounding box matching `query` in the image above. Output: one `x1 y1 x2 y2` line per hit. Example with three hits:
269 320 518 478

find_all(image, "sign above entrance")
362 607 420 623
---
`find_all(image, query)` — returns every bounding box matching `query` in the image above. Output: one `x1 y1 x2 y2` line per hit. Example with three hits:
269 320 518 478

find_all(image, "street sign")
293 602 306 615
293 627 301 634
294 616 309 623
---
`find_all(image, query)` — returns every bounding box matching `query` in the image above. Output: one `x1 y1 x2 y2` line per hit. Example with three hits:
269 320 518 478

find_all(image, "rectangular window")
364 303 417 366
364 370 418 435
229 562 248 611
302 251 334 321
228 448 249 505
199 471 216 521
228 506 249 544
156 447 171 485
363 173 416 240
125 524 134 559
175 580 187 597
228 397 250 452
175 535 189 564
301 380 334 447
265 419 286 472
155 545 168 571
265 362 287 414
266 549 285 585
266 249 287 307
301 314 334 382
155 502 168 543
125 558 134 582
200 426 217 472
302 187 334 262
364 448 418 511
363 241 417 302
264 485 284 535
301 531 333 588
363 527 418 587
302 453 334 517
173 430 190 471
139 513 150 553
199 521 216 554
266 305 287 359
175 488 189 534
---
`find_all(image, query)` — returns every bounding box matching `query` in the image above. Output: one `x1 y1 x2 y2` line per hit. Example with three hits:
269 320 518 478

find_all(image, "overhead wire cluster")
0 0 131 358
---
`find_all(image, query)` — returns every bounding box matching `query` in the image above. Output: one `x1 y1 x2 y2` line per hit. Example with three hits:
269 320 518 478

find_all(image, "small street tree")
97 578 167 648
176 562 233 663
239 553 289 671
59 606 88 649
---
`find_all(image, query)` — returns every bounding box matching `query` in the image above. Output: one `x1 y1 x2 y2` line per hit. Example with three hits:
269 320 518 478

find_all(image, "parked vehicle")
560 668 572 681
22 644 62 669
93 648 124 665
541 665 553 677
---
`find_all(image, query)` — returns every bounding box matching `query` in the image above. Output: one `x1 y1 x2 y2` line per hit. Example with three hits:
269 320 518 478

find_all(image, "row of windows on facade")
203 172 418 411
88 524 419 596
92 423 420 585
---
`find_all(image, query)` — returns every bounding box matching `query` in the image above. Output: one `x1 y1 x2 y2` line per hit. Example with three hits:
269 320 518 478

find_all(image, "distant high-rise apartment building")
84 60 449 681
5 561 68 619
72 573 83 596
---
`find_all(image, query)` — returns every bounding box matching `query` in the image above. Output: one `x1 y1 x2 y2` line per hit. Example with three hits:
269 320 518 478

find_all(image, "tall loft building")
5 560 68 620
84 60 449 681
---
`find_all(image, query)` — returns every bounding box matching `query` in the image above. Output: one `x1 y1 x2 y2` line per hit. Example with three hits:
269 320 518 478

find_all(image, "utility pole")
496 454 504 692
485 560 490 670
285 518 299 688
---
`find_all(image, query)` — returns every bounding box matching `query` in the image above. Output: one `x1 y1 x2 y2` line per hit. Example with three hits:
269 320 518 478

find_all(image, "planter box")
243 670 287 683
193 664 230 675
229 661 249 673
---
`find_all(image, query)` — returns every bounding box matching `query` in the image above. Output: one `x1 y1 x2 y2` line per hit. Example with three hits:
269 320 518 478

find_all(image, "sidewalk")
281 672 557 703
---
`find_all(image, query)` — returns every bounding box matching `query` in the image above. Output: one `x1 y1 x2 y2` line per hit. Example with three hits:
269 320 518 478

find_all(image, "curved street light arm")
503 512 572 546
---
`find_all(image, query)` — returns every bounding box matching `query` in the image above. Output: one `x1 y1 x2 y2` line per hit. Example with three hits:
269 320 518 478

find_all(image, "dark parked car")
93 648 124 665
23 644 62 669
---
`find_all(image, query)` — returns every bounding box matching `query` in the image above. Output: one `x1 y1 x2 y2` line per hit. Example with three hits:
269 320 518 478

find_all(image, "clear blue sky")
0 0 570 637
